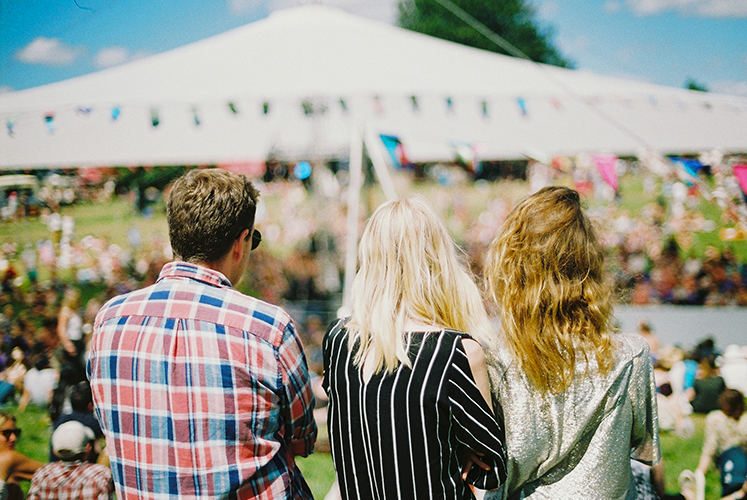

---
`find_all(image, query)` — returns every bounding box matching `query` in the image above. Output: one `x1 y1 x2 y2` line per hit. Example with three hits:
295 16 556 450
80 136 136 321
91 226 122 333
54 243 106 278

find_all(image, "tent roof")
2 5 747 168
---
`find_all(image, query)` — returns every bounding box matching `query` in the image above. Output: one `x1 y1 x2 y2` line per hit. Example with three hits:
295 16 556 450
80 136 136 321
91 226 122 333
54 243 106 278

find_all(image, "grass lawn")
8 402 724 499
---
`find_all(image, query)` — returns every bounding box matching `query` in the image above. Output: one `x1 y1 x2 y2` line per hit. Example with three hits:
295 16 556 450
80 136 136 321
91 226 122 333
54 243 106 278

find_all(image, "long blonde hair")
347 197 494 374
485 186 614 394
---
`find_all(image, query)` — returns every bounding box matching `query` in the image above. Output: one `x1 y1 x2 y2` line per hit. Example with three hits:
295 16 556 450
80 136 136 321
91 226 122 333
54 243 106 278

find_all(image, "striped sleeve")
449 337 507 490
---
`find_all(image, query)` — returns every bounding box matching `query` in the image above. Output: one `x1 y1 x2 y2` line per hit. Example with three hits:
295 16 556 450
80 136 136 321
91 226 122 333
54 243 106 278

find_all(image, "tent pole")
341 126 364 315
364 126 397 201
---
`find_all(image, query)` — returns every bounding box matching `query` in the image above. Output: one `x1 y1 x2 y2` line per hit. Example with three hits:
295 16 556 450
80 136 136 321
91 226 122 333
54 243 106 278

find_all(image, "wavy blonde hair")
485 186 614 394
347 197 494 374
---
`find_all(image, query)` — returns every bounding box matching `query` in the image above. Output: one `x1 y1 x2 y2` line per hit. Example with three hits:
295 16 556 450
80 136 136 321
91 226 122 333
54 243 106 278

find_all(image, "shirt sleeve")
700 411 720 463
630 340 662 465
278 321 318 458
449 337 507 490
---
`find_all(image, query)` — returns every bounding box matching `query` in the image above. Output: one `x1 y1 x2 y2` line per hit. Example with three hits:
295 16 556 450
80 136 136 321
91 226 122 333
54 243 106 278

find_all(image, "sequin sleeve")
629 339 662 465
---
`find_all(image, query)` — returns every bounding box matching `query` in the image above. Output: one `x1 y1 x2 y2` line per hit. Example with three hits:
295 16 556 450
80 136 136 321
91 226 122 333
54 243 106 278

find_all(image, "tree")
397 0 572 68
685 78 708 92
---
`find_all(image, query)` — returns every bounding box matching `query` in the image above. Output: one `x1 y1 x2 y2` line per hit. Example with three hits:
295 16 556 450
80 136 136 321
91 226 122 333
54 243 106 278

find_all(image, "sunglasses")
1 429 21 439
238 228 262 250
251 230 262 250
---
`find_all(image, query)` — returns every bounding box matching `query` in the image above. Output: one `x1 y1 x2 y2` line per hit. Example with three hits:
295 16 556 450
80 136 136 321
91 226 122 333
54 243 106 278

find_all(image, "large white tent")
2 5 747 169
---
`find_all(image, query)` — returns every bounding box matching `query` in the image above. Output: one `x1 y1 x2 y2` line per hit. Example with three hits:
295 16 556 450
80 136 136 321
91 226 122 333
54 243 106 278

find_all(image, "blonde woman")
483 186 660 500
0 412 42 500
323 197 506 500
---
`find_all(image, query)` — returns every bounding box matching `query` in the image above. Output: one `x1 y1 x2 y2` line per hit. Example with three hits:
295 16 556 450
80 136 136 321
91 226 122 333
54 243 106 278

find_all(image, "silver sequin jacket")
485 332 661 500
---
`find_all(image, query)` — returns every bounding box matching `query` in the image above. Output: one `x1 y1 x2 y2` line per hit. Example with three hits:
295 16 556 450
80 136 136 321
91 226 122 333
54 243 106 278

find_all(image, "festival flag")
227 102 239 115
671 158 703 186
410 96 419 112
6 118 15 137
380 134 410 169
150 108 160 127
734 164 747 197
592 153 618 192
373 96 383 115
111 106 121 120
452 141 481 174
446 97 454 113
192 106 201 126
76 107 93 116
517 97 528 116
44 113 55 134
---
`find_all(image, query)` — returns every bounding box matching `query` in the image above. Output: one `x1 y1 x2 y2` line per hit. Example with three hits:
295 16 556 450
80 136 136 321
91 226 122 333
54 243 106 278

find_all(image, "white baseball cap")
52 421 95 460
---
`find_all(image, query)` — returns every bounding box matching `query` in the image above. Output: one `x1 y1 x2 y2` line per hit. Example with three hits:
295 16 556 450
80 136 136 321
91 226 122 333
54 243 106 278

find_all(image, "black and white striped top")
323 318 507 500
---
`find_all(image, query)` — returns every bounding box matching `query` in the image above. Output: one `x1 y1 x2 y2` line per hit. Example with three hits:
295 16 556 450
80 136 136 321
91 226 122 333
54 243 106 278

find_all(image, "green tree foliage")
685 78 708 92
397 0 572 68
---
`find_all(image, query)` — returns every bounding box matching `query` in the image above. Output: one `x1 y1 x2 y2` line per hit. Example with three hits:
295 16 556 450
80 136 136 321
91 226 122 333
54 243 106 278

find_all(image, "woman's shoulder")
614 331 652 359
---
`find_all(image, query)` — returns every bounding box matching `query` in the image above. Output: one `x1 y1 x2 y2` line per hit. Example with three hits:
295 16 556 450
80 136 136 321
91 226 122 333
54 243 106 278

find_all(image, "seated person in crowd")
27 420 114 500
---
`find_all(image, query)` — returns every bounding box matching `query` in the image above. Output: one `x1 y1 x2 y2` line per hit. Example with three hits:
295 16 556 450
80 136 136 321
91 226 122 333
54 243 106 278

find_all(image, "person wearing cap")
27 421 113 500
88 168 317 500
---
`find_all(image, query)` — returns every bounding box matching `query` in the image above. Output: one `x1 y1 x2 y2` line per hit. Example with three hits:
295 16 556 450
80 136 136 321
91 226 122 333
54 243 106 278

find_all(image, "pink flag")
734 164 747 196
593 154 618 192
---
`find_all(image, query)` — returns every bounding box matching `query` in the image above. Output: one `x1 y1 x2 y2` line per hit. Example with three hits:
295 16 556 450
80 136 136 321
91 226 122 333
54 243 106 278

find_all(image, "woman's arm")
57 306 77 355
8 451 42 481
462 338 493 412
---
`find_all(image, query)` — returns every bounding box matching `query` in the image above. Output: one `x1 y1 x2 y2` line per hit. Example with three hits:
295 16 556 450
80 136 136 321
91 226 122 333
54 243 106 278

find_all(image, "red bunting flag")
592 153 618 192
734 164 747 197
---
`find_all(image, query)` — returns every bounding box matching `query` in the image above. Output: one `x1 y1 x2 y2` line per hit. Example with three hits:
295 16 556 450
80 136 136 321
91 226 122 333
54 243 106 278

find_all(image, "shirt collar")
157 261 234 289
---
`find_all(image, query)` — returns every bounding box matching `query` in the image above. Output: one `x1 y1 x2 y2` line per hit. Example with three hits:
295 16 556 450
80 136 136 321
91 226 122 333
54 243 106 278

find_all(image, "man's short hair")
70 381 94 413
167 169 260 263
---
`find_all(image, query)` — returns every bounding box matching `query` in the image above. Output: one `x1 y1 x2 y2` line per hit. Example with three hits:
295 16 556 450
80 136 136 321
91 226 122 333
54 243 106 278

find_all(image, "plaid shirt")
27 461 114 500
88 261 317 500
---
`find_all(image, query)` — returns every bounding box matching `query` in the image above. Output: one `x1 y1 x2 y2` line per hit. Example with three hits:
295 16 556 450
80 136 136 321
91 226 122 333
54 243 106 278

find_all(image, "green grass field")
7 401 723 499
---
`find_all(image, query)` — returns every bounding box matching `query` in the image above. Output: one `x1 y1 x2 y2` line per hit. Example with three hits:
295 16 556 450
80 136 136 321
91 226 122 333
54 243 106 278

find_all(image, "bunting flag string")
2 92 746 139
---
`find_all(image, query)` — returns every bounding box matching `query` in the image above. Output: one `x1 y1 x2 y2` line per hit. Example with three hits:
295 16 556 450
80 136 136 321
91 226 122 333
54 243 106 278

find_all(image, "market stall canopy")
2 5 747 169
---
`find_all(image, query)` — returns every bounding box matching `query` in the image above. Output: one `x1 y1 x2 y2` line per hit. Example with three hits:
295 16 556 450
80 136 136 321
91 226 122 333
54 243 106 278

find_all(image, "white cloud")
557 34 590 56
626 0 747 17
535 0 559 19
15 37 84 66
94 46 152 68
604 1 624 13
94 47 130 68
709 79 747 96
228 0 258 14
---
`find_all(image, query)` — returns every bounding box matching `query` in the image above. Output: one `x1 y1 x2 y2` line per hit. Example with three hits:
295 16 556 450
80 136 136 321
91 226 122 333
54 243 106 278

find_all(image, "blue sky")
1 0 746 96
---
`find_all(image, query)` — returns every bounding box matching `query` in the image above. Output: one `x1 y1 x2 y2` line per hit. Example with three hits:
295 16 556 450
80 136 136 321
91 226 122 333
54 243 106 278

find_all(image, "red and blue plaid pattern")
88 261 317 500
27 462 114 500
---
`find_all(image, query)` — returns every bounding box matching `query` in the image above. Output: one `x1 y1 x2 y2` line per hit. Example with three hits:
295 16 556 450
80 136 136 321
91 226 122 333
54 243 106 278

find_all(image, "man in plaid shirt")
88 169 317 500
27 420 114 500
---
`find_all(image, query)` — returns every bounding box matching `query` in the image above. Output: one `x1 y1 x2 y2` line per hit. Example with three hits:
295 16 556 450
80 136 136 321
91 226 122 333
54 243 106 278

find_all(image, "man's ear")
232 229 250 262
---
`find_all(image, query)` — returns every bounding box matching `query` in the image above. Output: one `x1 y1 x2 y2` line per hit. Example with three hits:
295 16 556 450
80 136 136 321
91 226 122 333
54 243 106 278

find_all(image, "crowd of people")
0 166 745 499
